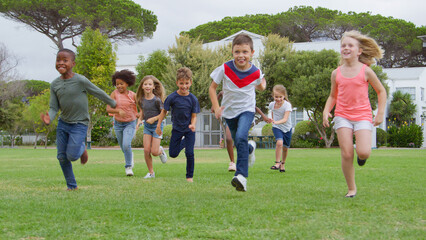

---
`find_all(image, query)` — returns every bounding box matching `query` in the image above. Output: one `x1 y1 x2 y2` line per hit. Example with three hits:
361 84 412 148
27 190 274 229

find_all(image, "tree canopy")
388 91 417 127
160 35 231 109
74 28 116 140
182 6 426 67
0 0 158 49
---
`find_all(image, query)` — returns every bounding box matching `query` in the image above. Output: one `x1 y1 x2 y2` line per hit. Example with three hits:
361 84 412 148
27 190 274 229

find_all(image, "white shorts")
333 116 372 132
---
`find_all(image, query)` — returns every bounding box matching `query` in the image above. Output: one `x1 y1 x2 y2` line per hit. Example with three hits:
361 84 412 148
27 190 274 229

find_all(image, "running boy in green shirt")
41 49 116 190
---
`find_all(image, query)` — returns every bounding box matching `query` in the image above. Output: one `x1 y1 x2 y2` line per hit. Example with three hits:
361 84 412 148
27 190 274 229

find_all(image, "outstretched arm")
209 81 223 119
323 70 338 128
155 109 168 136
273 111 291 125
106 91 125 117
189 113 197 132
255 77 266 91
367 67 387 126
255 107 271 123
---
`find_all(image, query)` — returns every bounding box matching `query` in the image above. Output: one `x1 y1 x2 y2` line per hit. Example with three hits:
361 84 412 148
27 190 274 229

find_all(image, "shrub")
132 125 144 148
261 123 273 136
161 125 172 146
131 124 172 148
387 123 423 148
91 115 113 145
291 120 319 148
376 128 387 147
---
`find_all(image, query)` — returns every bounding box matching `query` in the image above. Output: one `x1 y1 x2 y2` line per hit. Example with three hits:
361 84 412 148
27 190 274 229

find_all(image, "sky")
0 0 425 82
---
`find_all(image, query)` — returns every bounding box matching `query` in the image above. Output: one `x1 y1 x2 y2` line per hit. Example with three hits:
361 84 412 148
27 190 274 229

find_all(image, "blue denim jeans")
225 111 255 178
56 119 88 189
114 119 137 168
169 129 195 178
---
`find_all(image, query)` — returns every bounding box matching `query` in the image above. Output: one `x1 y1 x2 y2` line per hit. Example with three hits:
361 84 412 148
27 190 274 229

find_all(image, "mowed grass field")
0 147 424 239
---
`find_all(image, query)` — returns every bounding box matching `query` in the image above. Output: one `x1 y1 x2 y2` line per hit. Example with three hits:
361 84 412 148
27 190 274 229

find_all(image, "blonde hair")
272 84 290 104
340 30 383 66
136 75 165 106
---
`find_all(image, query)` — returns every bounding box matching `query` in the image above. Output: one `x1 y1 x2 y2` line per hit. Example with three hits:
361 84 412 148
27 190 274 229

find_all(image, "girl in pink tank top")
107 70 139 177
323 31 387 198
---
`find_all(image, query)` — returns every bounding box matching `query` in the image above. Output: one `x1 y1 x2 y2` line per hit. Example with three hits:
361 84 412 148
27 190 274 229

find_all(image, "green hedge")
132 124 172 148
387 124 423 148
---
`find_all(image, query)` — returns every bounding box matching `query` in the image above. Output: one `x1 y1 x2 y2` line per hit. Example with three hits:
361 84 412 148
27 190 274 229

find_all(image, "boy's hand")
214 106 224 119
323 112 332 127
155 126 162 136
189 124 196 132
40 112 50 125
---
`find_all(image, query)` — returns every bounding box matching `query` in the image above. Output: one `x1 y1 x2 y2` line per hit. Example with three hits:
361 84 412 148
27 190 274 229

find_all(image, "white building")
117 30 426 148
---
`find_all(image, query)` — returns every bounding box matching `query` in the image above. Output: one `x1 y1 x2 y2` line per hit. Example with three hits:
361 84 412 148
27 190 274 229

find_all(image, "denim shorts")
333 116 372 132
144 121 163 139
272 127 292 148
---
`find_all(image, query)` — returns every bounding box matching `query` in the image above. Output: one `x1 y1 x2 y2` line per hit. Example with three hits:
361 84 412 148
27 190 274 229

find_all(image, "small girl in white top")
269 85 292 173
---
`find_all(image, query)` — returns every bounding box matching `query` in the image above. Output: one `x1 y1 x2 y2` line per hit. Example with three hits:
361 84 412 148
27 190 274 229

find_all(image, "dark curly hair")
111 69 136 86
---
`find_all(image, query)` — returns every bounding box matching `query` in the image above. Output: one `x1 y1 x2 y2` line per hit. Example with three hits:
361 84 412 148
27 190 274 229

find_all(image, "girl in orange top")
323 31 387 198
107 70 139 176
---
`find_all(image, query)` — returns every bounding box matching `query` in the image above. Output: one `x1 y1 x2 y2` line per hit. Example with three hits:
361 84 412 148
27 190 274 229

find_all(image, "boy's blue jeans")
225 111 254 178
114 119 137 168
169 129 195 178
56 119 88 189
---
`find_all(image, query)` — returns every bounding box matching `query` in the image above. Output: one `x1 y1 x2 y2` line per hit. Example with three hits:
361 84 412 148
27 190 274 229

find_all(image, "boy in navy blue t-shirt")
156 67 200 182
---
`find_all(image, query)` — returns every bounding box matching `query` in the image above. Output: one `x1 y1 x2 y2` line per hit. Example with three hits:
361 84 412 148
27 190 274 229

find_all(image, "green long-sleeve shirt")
48 73 116 125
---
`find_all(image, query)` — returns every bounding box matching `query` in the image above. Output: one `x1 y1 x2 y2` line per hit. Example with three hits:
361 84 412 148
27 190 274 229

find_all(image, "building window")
396 87 416 101
291 109 305 128
421 87 424 101
200 113 222 147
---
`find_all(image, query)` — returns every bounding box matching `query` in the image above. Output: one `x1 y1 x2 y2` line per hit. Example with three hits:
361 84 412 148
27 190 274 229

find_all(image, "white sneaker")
248 140 256 167
231 174 247 192
228 162 236 172
143 172 155 179
125 167 134 176
159 146 168 163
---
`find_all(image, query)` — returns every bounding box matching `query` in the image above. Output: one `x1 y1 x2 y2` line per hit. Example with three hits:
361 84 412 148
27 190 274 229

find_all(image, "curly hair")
111 69 136 86
340 30 383 66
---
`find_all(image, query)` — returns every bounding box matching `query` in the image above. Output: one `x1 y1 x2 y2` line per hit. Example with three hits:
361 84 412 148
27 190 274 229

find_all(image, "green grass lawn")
0 147 424 239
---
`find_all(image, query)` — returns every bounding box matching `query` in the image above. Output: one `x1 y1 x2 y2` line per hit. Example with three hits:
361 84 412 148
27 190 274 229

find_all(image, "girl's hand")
146 117 155 124
155 126 162 136
265 117 273 123
323 112 332 127
118 109 126 117
136 113 141 118
40 112 50 125
189 124 196 132
373 112 384 126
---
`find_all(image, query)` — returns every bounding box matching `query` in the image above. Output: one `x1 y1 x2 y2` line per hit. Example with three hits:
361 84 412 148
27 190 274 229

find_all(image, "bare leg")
225 125 234 163
150 137 162 157
337 128 356 197
354 129 372 160
274 140 283 169
280 147 288 171
143 134 154 174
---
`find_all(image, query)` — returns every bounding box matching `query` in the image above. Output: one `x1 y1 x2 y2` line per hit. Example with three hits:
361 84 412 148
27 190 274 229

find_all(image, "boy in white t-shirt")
209 33 266 192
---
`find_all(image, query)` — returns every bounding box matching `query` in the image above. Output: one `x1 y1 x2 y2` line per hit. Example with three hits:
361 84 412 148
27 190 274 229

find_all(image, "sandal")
270 161 280 170
279 162 285 173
